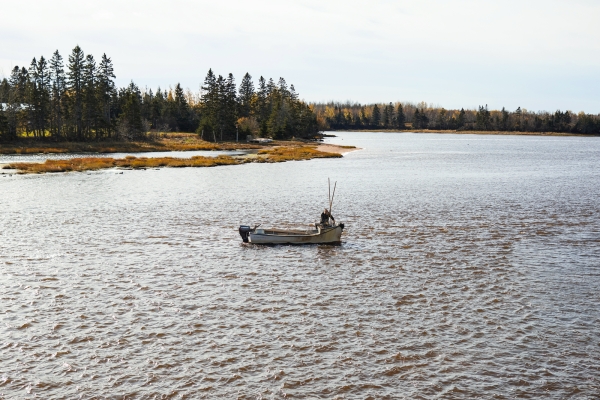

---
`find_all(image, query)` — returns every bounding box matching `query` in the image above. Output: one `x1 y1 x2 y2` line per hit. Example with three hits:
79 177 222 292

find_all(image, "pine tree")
515 106 522 131
0 78 9 103
457 108 466 128
278 77 289 99
82 54 98 139
199 69 217 140
67 45 85 140
28 56 51 138
289 84 298 102
256 76 268 135
501 107 509 131
152 88 165 131
0 105 7 140
382 104 389 127
396 103 405 129
386 103 394 128
414 108 429 129
436 108 447 129
224 73 238 139
4 67 23 140
371 104 381 127
174 83 190 131
267 91 291 139
117 82 143 140
49 50 66 139
476 105 491 130
97 53 116 138
266 78 276 97
238 73 254 118
413 108 421 128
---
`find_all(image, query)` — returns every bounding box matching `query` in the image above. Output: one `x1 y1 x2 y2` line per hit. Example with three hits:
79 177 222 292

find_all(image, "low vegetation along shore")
3 141 353 174
0 133 263 155
342 128 593 136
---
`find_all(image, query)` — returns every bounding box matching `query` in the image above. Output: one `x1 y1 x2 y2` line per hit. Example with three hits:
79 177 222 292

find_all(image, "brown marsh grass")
257 146 342 162
6 146 341 173
0 133 264 155
7 155 241 173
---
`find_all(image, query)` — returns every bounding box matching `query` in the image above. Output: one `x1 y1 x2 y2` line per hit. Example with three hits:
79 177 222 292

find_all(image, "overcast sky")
1 0 599 112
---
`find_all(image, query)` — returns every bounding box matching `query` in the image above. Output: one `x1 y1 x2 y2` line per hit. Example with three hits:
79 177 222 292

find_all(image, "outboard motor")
239 225 253 243
339 223 345 230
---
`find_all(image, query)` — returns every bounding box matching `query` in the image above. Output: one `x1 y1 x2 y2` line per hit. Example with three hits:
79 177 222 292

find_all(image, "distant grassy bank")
0 133 265 155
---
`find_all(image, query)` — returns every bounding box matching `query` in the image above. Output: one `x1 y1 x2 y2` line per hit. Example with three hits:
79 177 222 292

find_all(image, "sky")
1 0 599 113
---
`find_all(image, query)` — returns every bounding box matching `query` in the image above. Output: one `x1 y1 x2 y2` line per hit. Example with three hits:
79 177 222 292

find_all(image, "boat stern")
238 225 254 243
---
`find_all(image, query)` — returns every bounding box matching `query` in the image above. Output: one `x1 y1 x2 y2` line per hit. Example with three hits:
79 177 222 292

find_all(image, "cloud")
1 0 599 111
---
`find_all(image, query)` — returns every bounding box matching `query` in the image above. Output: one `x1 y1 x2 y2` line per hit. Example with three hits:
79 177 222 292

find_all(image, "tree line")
313 102 600 134
0 46 318 142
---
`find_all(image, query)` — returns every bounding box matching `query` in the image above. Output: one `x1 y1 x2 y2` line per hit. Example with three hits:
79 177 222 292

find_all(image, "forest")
0 46 318 142
312 102 600 134
1 46 599 143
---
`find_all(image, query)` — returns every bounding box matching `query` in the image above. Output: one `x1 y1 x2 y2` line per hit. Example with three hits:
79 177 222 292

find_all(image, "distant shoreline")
333 129 599 137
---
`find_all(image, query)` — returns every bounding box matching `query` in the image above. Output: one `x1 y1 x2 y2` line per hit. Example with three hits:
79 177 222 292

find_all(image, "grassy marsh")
5 145 344 174
0 133 264 155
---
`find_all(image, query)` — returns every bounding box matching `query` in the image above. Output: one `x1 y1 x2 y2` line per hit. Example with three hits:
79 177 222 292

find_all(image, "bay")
1 131 599 398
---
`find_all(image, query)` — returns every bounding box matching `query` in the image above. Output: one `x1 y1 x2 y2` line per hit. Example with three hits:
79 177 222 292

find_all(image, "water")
1 132 599 398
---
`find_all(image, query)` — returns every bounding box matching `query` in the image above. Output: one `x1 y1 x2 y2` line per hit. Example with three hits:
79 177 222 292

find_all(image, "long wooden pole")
328 178 331 209
330 181 337 215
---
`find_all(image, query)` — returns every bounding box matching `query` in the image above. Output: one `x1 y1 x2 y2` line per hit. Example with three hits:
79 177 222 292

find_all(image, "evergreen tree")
238 72 254 118
278 77 289 99
371 104 381 127
67 45 85 140
266 78 276 97
256 76 268 135
382 104 390 127
387 103 394 128
225 73 238 138
82 54 98 139
4 67 23 140
515 107 522 131
267 90 291 139
199 69 217 141
396 103 405 129
152 88 166 131
0 78 9 103
501 107 509 131
174 83 190 131
476 105 491 130
0 105 7 140
457 108 466 128
435 108 447 129
117 82 143 140
413 108 429 129
289 84 298 102
49 50 67 139
28 56 51 138
97 53 116 138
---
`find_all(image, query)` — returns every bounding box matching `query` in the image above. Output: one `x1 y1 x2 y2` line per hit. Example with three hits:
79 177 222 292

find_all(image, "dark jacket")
321 212 335 224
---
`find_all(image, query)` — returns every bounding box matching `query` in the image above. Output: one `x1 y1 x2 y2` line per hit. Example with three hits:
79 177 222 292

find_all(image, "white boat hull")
240 224 344 244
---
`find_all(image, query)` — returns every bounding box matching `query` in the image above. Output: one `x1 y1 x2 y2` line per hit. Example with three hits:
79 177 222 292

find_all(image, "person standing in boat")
321 208 335 226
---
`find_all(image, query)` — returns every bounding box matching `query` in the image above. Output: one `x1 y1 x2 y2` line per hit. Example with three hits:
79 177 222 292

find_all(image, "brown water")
1 132 599 399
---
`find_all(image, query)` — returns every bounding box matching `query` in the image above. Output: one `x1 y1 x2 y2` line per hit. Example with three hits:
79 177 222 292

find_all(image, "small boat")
239 179 344 245
238 223 345 245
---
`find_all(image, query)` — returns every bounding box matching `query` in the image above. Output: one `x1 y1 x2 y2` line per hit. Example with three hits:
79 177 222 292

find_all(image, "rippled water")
1 132 599 398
